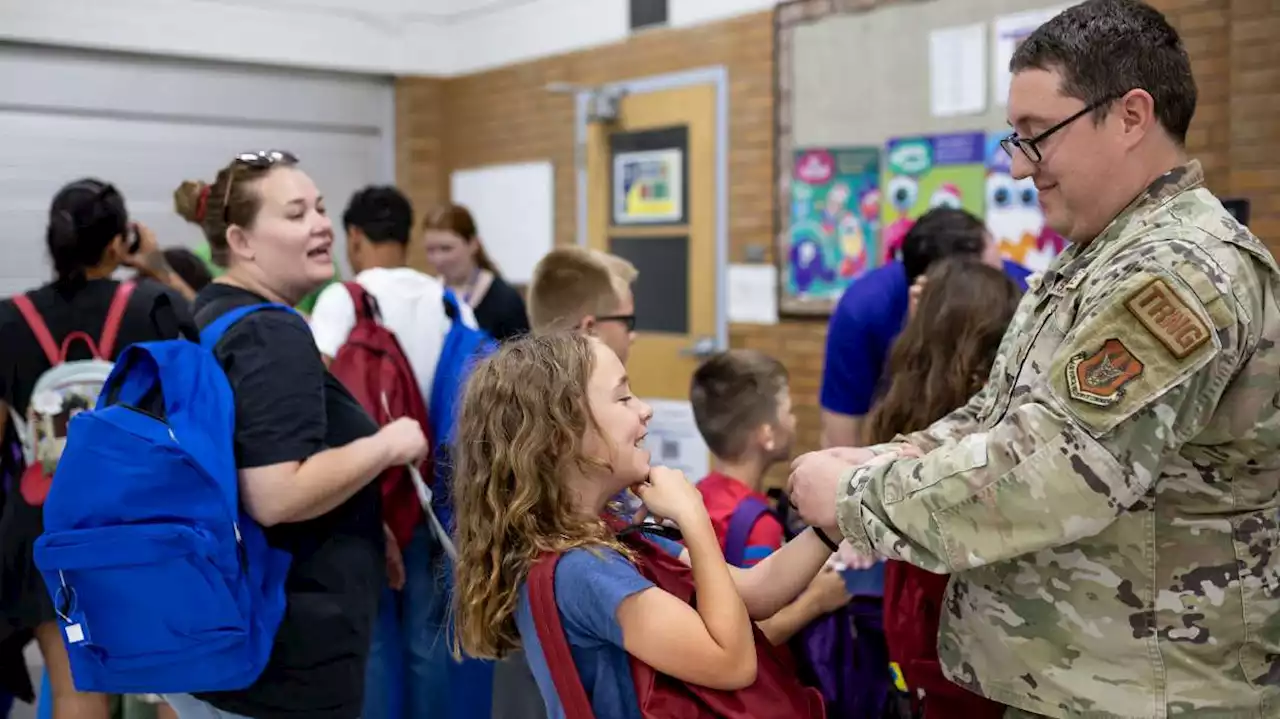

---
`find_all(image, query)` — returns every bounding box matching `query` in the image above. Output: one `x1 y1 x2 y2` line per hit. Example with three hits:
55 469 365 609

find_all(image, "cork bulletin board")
773 0 1068 315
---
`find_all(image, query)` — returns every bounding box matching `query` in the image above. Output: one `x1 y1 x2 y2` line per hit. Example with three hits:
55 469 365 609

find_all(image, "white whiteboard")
449 161 554 285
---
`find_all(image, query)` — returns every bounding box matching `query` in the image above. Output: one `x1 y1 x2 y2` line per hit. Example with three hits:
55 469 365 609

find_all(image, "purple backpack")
727 497 908 719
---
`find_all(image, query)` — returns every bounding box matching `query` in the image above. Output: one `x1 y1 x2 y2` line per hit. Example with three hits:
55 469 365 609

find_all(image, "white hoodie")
309 267 478 404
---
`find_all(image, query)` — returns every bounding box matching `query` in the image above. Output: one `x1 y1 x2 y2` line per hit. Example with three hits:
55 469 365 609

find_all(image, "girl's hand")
632 466 708 528
804 565 853 615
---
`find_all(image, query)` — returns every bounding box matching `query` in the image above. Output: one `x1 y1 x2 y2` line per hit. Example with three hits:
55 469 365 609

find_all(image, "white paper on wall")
992 7 1070 107
449 161 554 285
642 399 711 482
727 263 779 325
928 23 987 118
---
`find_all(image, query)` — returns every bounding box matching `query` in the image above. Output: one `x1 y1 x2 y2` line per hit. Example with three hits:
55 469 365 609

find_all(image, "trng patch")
1125 278 1211 359
1066 338 1144 406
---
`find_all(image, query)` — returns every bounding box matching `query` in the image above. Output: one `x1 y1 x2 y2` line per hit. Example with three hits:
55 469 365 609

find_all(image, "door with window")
585 82 718 477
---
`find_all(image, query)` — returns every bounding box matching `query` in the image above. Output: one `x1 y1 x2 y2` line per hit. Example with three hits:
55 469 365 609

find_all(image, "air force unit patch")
1066 338 1144 406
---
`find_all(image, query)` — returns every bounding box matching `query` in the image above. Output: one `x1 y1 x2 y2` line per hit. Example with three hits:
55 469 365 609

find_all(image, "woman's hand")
632 466 708 529
377 418 429 467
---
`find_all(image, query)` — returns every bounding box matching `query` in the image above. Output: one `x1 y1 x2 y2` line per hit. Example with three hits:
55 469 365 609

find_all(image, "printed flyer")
880 132 986 263
784 147 881 308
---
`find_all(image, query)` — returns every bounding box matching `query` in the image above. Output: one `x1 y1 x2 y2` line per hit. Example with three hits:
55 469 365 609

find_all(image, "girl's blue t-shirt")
515 535 684 719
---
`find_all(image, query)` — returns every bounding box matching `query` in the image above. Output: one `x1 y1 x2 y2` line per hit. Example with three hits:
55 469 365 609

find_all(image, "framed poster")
779 147 881 315
983 131 1064 273
611 126 689 226
881 132 986 263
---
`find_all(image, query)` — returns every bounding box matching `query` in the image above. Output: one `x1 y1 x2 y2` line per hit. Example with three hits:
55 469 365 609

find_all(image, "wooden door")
585 83 718 478
585 83 717 399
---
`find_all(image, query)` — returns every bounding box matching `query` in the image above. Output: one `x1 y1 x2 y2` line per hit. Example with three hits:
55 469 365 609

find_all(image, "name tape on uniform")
1125 278 1210 359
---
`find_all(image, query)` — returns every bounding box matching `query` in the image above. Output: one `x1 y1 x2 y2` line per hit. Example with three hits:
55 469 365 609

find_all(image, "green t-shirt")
191 240 338 314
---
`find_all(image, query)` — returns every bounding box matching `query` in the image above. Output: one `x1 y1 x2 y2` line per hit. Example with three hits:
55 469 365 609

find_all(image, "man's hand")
787 444 924 533
832 539 879 570
787 451 859 531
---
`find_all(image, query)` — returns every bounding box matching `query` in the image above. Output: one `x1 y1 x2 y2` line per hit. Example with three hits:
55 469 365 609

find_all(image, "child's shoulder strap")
343 281 379 323
11 293 58 366
527 552 597 719
724 496 773 568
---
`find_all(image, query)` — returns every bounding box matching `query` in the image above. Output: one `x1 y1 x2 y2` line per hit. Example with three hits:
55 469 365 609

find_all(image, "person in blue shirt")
451 333 839 719
820 208 1031 448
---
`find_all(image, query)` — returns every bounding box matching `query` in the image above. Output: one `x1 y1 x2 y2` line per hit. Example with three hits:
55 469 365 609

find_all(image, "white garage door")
0 43 396 297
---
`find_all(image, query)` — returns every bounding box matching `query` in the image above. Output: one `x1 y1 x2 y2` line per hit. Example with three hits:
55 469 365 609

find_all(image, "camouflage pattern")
836 161 1280 718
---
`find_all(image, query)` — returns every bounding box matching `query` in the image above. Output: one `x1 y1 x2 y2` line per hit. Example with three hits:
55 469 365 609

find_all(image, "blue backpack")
32 303 294 695
428 289 497 531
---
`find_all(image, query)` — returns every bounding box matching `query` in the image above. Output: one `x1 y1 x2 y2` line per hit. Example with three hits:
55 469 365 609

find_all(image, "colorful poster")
983 131 1065 272
880 133 986 263
784 147 881 306
613 149 684 224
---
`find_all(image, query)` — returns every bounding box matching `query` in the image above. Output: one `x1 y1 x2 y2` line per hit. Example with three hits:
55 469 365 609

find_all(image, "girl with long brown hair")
865 257 1021 719
452 333 835 718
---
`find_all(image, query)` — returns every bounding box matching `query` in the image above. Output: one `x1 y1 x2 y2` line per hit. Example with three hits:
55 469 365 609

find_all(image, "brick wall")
395 10 809 488
396 1 1279 488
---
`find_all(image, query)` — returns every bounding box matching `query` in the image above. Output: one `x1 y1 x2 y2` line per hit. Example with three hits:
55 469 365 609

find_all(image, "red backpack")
329 282 429 550
529 525 826 719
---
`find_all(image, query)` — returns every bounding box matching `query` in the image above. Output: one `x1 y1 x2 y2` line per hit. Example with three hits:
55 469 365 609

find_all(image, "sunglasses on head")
222 150 300 222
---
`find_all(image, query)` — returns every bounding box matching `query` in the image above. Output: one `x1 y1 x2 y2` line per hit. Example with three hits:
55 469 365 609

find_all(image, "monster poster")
880 132 987 264
781 147 881 314
983 131 1065 272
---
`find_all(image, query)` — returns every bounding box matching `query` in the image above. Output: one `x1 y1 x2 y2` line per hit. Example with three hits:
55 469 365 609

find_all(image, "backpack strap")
724 496 772 568
10 295 59 366
441 288 462 321
528 553 597 719
343 281 380 323
200 302 298 350
97 280 136 360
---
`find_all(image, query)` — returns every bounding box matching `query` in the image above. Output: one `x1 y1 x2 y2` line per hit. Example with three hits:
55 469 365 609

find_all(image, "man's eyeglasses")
1000 94 1124 164
222 150 299 223
597 314 637 332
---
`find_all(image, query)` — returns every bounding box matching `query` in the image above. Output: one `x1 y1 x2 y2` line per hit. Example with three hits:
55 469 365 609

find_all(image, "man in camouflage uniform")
787 1 1280 716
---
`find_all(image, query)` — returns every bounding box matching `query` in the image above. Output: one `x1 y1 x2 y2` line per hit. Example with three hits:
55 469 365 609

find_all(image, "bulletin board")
774 0 1069 315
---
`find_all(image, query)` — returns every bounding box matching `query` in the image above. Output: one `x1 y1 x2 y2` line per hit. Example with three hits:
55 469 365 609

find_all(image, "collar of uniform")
1041 161 1204 295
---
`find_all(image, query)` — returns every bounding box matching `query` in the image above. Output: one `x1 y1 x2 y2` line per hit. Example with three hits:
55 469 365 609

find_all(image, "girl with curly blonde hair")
452 333 836 718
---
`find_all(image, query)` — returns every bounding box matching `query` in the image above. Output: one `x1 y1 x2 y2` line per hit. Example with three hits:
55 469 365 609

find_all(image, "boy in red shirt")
690 350 851 644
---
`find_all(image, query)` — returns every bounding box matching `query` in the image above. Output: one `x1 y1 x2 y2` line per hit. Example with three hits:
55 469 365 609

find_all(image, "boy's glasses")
597 314 637 332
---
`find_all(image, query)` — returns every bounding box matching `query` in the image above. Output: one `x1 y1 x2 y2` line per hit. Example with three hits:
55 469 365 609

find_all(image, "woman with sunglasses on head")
422 203 530 342
0 179 197 719
167 151 428 719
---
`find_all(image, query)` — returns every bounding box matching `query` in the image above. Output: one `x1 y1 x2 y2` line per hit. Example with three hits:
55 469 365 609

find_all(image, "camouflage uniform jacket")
837 161 1280 718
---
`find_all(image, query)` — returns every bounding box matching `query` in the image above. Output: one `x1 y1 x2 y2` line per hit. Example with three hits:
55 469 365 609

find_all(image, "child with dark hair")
0 178 194 718
309 184 481 719
689 350 849 624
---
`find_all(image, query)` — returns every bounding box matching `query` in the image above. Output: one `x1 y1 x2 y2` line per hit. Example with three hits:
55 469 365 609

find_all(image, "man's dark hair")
901 207 989 283
343 185 413 245
1010 0 1196 144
